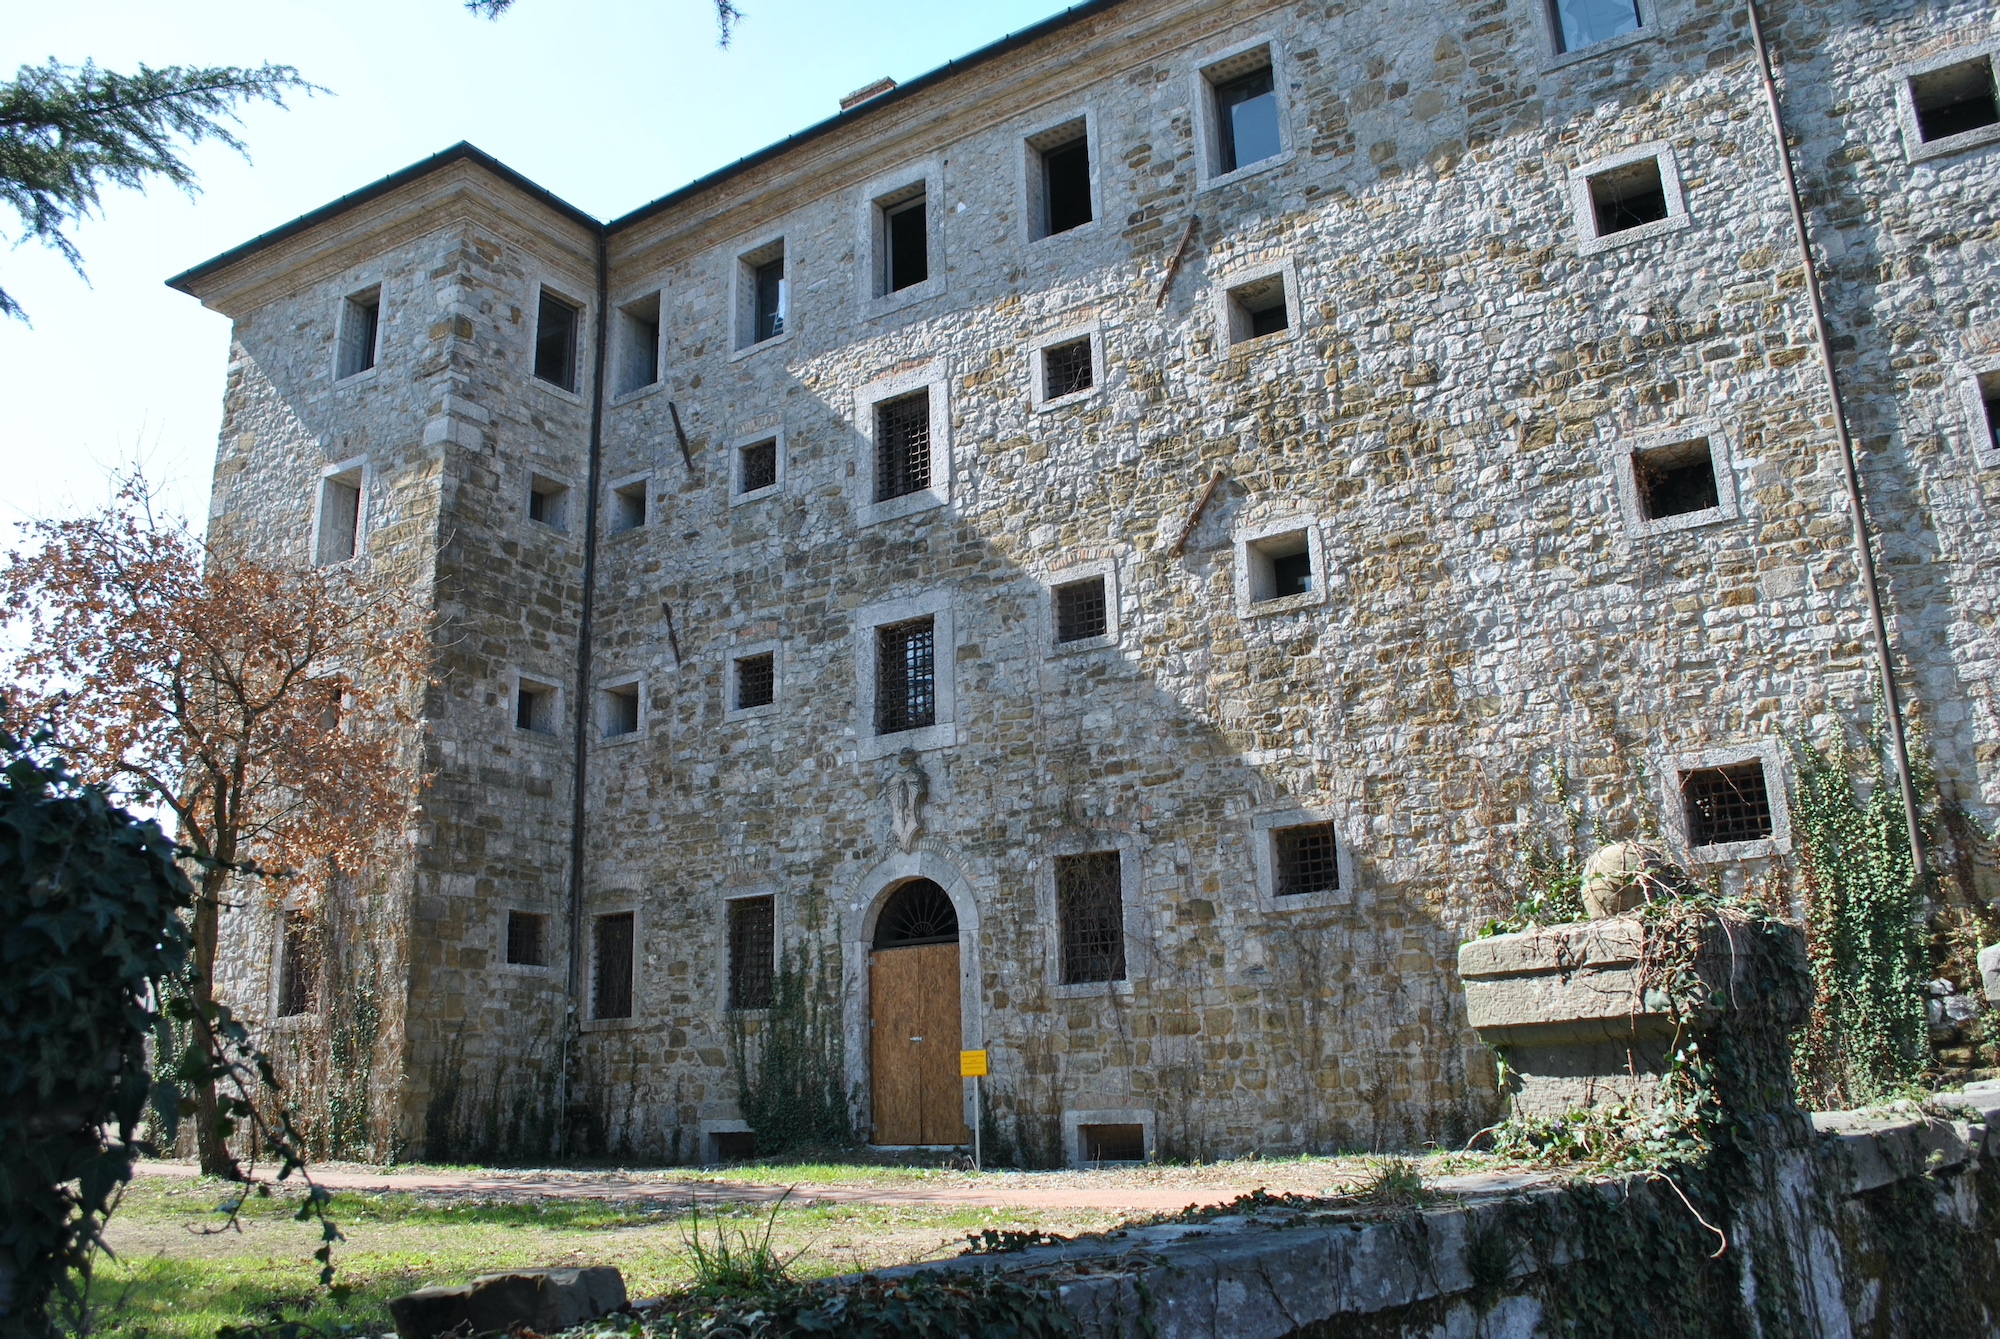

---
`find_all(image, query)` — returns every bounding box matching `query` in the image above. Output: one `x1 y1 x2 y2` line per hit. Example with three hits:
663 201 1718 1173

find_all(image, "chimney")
840 77 898 111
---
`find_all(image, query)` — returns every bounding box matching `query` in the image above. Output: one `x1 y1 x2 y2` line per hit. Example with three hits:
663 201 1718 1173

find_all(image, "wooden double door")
869 940 969 1146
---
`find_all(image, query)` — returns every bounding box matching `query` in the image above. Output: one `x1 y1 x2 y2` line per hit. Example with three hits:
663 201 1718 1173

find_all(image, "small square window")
738 437 779 495
1274 822 1341 897
1911 57 2000 143
1043 339 1095 400
1589 158 1670 237
728 896 776 1010
516 677 559 734
878 186 929 294
735 652 776 711
1056 851 1126 985
1548 0 1642 56
277 910 320 1017
617 293 661 395
1226 274 1290 344
875 617 936 735
1681 763 1775 848
592 912 635 1020
1079 1123 1145 1163
1210 61 1281 175
1029 121 1093 239
314 466 363 566
534 289 580 391
1248 529 1314 603
337 287 380 380
1633 438 1720 521
1054 577 1108 644
506 911 548 967
601 682 640 738
611 480 648 533
874 392 932 502
528 475 570 531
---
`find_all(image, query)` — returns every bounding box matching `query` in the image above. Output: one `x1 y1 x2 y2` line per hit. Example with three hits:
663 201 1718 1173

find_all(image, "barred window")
739 438 778 494
1043 339 1094 400
1057 851 1126 985
1275 822 1341 897
728 897 775 1010
1055 577 1108 644
875 618 936 735
1681 763 1775 848
277 910 320 1017
506 910 548 966
874 392 932 502
592 911 635 1020
736 653 776 710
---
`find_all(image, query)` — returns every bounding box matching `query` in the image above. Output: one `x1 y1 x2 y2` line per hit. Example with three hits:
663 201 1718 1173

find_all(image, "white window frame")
1894 44 2000 165
1250 807 1357 912
853 360 951 527
310 455 369 568
1030 321 1106 411
1214 256 1303 352
1021 109 1101 246
526 468 575 534
1234 514 1329 617
333 280 383 385
1040 834 1144 1000
731 234 792 359
510 670 565 739
1958 358 2000 471
1613 420 1740 536
1041 556 1121 657
611 286 665 403
1063 1107 1156 1168
1192 34 1296 192
1658 740 1792 864
857 159 946 317
1538 0 1662 70
606 470 653 536
598 672 645 743
718 889 782 1018
729 422 787 505
528 277 591 403
580 903 644 1032
726 640 783 721
854 589 956 761
497 907 556 975
1571 141 1691 255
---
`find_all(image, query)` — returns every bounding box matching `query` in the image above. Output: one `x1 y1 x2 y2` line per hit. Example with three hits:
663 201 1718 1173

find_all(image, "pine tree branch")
467 0 743 47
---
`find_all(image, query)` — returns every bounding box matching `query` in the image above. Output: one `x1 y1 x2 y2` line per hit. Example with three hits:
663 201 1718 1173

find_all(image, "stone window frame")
1028 320 1105 412
725 639 783 722
730 233 794 360
580 901 644 1033
852 360 952 528
495 906 556 976
524 465 577 536
1190 32 1297 193
1569 141 1691 257
1956 355 2000 471
1233 512 1329 618
309 454 370 568
729 418 787 506
509 669 566 741
1612 419 1740 537
1019 107 1102 246
606 469 653 538
716 888 782 1019
1656 740 1793 865
1536 0 1665 71
1212 256 1302 354
609 284 666 405
699 1118 755 1162
1038 831 1144 1001
1062 1107 1156 1168
1038 555 1121 658
332 275 385 386
855 158 946 319
597 671 646 745
527 273 592 404
1248 805 1357 913
267 899 319 1030
852 589 956 762
1893 43 2000 165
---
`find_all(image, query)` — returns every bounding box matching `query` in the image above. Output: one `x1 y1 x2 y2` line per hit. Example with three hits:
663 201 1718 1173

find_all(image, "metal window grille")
1275 822 1341 896
592 912 635 1020
874 879 960 948
506 911 547 966
728 897 776 1010
875 618 936 734
1055 577 1108 643
1044 339 1094 400
736 653 776 710
739 438 778 493
277 911 319 1017
1057 851 1126 984
1682 763 1775 848
1634 442 1720 520
874 393 932 502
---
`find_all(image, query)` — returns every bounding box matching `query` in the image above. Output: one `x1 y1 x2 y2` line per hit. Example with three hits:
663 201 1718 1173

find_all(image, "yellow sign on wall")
959 1049 989 1077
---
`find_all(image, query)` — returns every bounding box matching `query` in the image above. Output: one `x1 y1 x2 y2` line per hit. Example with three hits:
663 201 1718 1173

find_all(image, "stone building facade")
172 0 2000 1164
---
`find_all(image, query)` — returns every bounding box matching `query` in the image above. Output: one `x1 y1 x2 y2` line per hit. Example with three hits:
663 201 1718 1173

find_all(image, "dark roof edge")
164 141 601 296
605 0 1128 235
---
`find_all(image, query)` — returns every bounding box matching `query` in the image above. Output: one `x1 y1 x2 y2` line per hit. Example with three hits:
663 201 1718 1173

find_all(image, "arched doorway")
869 879 968 1146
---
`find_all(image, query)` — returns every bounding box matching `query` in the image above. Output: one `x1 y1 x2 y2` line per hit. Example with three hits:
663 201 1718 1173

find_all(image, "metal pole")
1745 0 1928 880
973 1075 982 1173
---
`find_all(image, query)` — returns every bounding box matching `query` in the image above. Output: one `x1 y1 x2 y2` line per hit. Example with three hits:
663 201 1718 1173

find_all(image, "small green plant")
1482 757 1605 934
1353 1157 1431 1207
961 1228 1071 1255
676 1193 802 1296
728 944 854 1156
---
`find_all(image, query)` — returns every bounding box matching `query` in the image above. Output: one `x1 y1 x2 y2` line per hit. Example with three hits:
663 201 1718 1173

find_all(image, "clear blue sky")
0 0 1072 529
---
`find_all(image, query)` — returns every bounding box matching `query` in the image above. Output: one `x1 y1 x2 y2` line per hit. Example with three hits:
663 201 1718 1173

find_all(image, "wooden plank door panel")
870 942 967 1145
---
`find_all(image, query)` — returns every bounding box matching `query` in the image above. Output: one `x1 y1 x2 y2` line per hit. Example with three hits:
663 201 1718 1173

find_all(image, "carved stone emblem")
889 750 929 852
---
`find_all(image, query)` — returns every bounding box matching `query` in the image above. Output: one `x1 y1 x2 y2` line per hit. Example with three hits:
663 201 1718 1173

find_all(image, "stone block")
388 1267 627 1339
1978 944 2000 1002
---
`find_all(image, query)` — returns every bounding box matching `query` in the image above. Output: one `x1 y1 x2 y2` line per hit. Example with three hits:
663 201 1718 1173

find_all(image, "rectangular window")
1274 822 1341 897
618 293 661 395
1079 1123 1145 1163
1634 438 1720 521
1057 851 1126 985
1248 529 1314 603
277 910 319 1017
1549 0 1642 55
314 468 363 566
611 480 647 533
516 678 558 734
506 911 548 967
601 682 640 738
1054 576 1108 644
727 896 776 1010
1226 275 1289 344
875 617 936 735
534 290 580 391
1212 62 1281 175
1031 123 1093 239
337 287 380 379
738 437 779 495
1982 374 2000 453
880 188 929 294
1043 339 1094 401
1681 763 1775 848
1911 56 2000 143
735 652 776 710
749 247 787 345
874 391 932 502
528 475 570 531
592 912 635 1020
1589 158 1669 236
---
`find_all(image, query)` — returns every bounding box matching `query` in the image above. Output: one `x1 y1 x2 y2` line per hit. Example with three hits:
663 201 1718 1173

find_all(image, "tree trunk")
192 866 242 1180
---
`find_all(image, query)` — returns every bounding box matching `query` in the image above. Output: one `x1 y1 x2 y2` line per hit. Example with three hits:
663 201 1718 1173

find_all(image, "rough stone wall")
192 0 2000 1161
